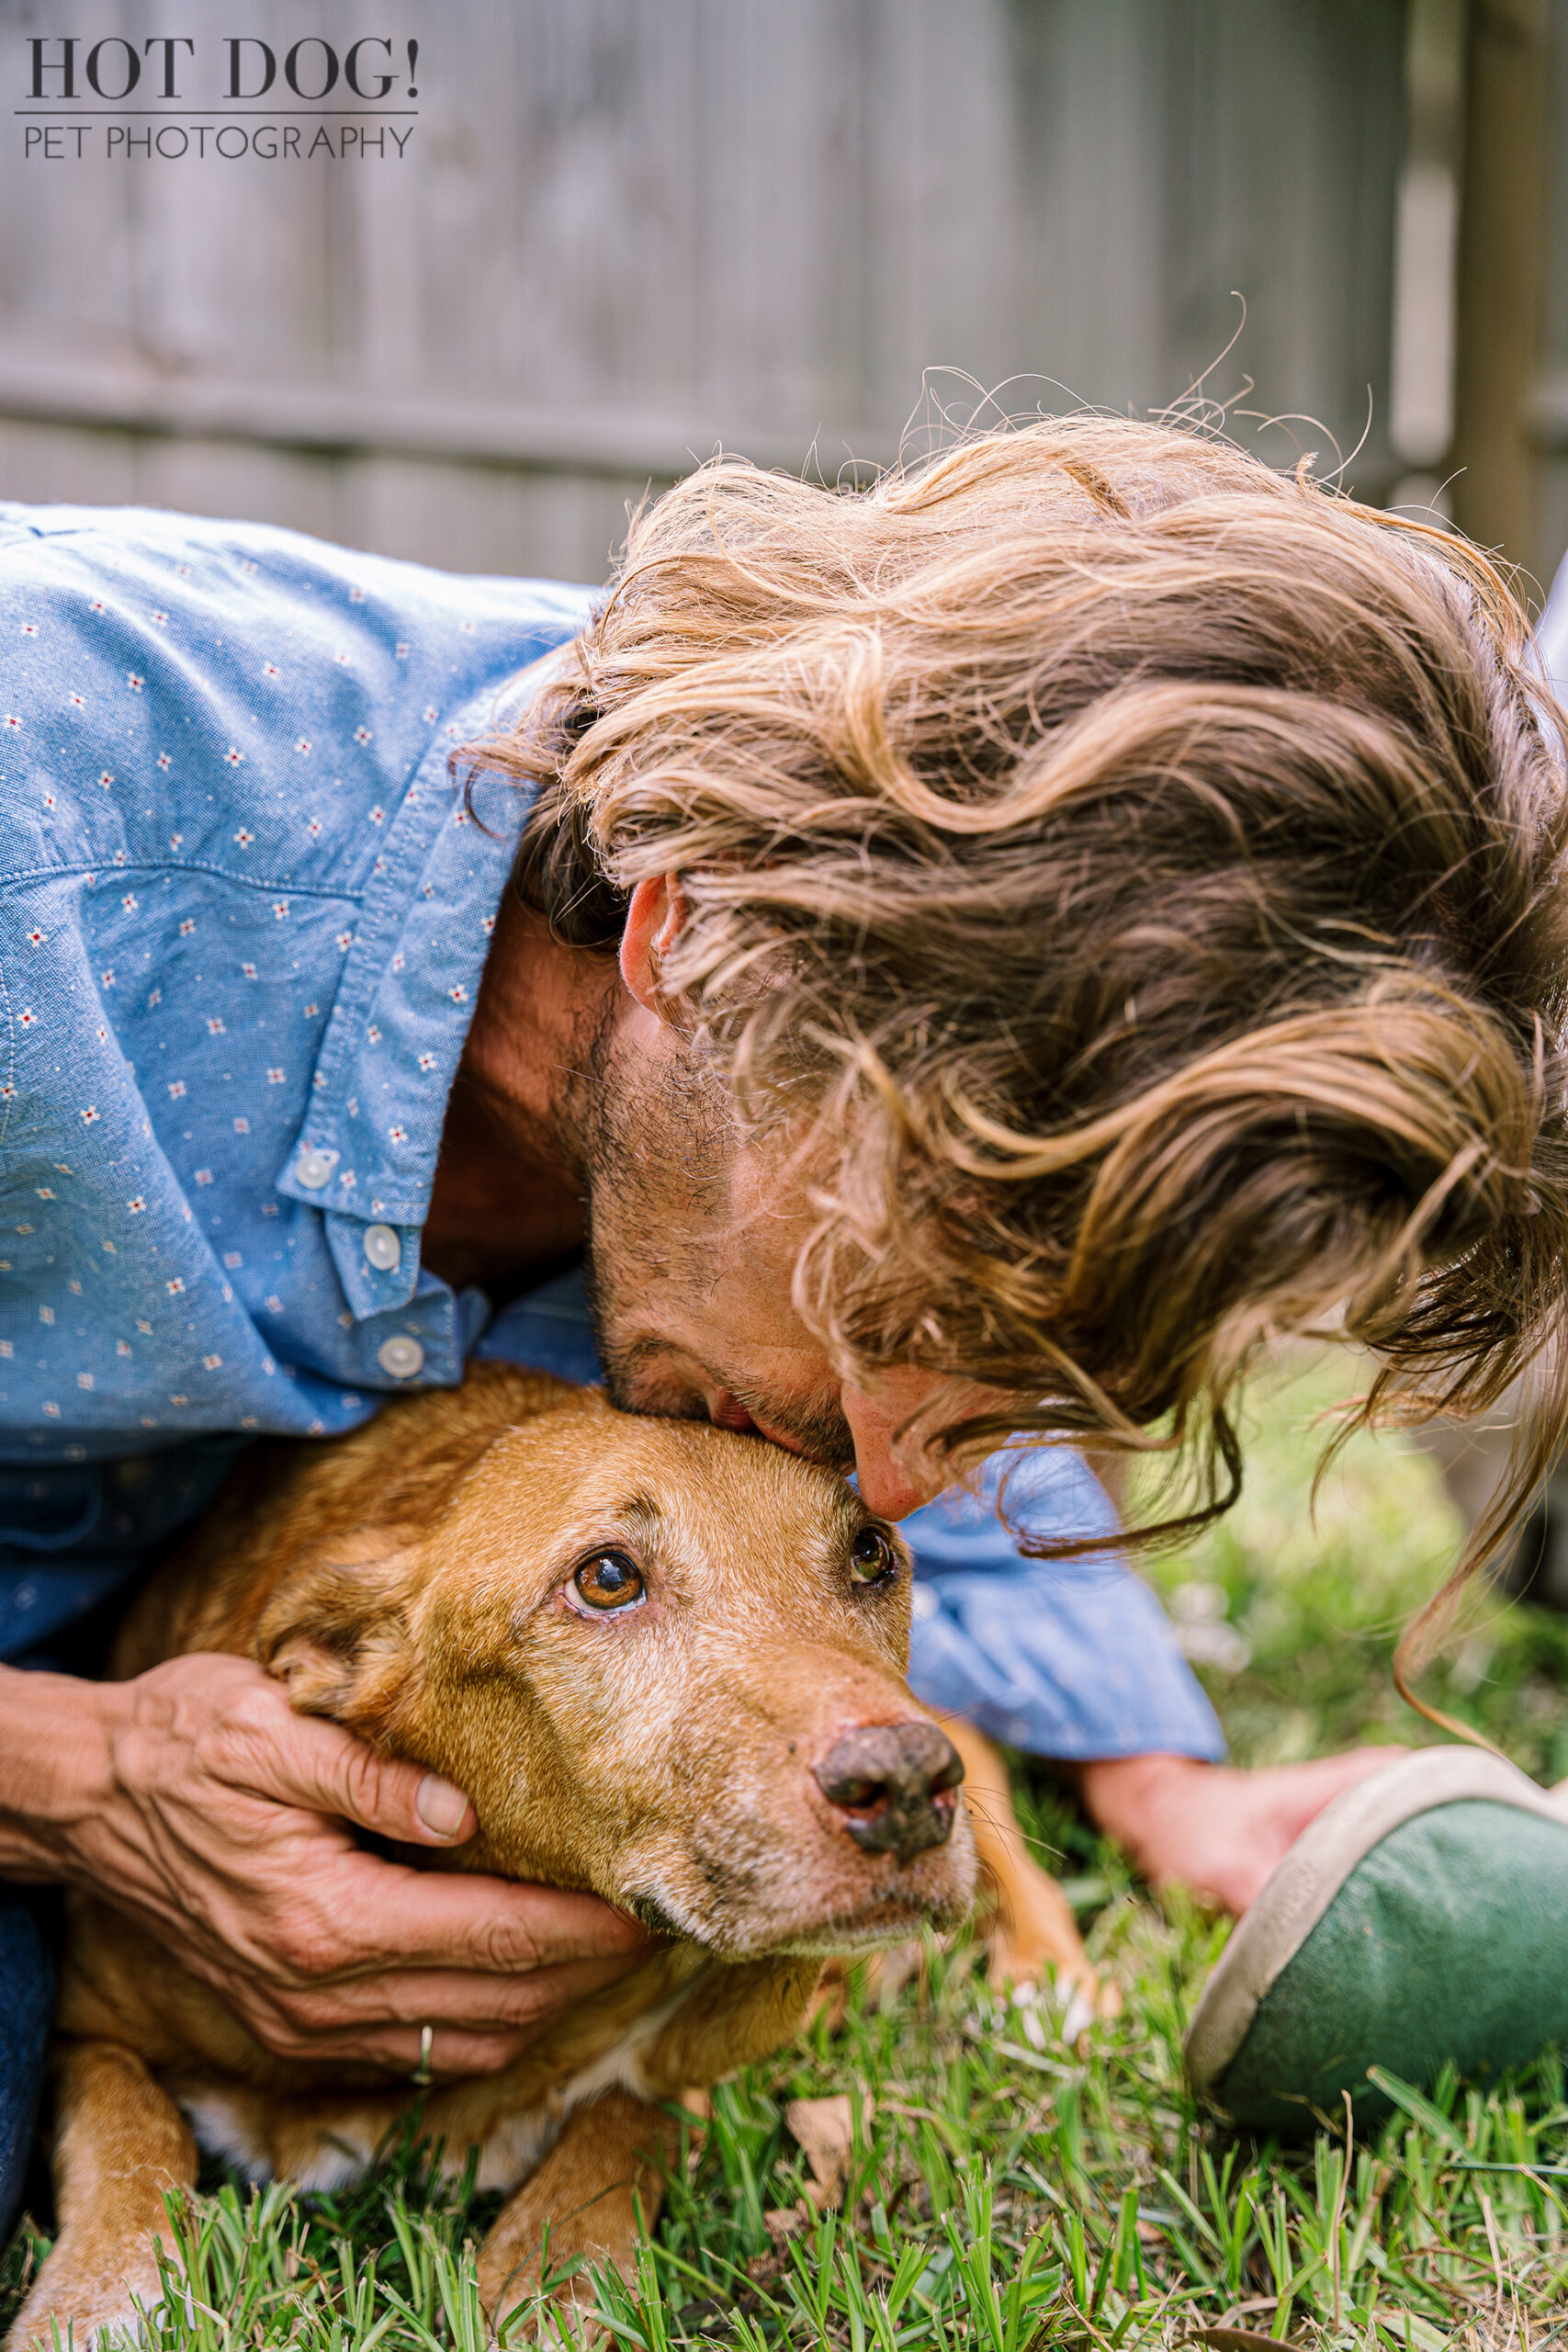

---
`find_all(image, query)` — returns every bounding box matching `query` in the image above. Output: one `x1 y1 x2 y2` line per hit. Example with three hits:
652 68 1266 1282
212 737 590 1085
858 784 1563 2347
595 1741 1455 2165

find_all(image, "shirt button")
364 1223 401 1272
295 1148 337 1190
378 1334 424 1380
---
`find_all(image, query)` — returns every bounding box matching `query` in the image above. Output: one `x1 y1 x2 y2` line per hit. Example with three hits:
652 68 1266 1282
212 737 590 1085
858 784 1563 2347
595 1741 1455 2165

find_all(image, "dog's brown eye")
849 1526 897 1586
573 1552 646 1611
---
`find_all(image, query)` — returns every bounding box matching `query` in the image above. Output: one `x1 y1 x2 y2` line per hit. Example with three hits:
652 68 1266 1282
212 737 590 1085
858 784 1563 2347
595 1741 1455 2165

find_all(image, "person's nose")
813 1722 964 1864
841 1385 944 1518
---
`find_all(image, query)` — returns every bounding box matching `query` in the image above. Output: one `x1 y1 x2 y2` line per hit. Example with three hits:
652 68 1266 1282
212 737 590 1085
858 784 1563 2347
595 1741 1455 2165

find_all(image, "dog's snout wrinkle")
812 1721 964 1865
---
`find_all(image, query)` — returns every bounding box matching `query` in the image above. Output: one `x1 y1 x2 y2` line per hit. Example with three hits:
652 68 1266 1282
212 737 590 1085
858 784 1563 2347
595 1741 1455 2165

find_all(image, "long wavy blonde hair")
472 415 1568 1668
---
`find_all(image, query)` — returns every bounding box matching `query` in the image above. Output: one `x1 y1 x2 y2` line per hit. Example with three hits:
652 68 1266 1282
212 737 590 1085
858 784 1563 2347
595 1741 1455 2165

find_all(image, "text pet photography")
19 34 420 163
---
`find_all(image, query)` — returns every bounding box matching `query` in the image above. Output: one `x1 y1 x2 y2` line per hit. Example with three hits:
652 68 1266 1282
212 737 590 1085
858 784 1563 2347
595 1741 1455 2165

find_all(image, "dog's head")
257 1369 976 1959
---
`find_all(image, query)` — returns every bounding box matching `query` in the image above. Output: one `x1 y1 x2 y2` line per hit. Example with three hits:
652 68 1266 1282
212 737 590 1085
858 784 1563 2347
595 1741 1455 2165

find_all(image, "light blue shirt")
0 502 586 1654
0 500 589 1463
0 500 1223 1759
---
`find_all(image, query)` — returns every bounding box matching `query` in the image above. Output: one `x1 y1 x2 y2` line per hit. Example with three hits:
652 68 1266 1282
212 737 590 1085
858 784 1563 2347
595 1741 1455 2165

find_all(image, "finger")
276 1849 657 1979
261 1952 649 2039
346 2024 524 2078
239 2010 531 2076
221 1695 479 1850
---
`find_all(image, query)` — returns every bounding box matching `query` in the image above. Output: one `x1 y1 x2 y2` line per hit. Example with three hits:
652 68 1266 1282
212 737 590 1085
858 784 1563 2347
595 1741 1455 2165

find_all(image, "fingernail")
416 1772 470 1838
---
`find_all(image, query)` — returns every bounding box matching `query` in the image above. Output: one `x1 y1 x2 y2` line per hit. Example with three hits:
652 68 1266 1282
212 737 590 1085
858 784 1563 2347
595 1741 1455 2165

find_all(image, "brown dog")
12 1364 1093 2344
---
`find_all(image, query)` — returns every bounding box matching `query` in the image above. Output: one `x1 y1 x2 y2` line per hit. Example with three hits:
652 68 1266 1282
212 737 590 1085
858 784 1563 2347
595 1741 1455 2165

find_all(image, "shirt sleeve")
898 1448 1226 1761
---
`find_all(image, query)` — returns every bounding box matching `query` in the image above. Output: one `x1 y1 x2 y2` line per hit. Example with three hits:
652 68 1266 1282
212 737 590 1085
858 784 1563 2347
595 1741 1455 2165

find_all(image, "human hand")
2 1653 651 2076
1077 1747 1405 1915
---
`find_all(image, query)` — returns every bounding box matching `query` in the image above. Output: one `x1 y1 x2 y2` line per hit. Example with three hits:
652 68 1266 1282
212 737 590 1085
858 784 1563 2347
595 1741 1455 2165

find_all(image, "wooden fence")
0 0 1546 589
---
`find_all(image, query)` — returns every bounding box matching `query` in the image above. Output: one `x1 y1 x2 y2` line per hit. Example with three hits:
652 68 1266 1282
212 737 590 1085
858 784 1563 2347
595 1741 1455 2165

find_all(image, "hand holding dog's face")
18 1375 980 2350
258 1384 976 1960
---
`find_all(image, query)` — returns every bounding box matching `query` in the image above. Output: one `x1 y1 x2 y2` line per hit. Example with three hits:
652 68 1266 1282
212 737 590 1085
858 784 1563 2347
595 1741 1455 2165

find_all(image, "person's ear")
619 875 684 1020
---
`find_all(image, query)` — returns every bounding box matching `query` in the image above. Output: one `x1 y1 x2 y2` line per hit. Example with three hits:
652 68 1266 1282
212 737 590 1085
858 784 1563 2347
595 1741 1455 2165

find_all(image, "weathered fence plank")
0 0 1407 581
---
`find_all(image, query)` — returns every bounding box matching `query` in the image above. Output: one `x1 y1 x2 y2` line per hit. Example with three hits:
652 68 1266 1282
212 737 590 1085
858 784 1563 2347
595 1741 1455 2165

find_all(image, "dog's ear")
256 1528 423 1736
251 1366 577 1736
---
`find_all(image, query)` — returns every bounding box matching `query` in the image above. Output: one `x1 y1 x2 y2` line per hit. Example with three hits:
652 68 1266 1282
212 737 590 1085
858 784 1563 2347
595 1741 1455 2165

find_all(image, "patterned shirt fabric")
0 498 1224 1762
0 500 588 1654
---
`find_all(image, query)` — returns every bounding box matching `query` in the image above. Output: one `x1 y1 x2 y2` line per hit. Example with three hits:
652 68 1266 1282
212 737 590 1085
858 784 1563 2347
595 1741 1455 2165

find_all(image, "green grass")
7 1347 1568 2347
1141 1347 1568 1784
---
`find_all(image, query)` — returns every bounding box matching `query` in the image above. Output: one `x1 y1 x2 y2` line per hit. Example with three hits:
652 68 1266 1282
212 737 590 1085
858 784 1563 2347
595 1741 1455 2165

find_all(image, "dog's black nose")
813 1722 964 1864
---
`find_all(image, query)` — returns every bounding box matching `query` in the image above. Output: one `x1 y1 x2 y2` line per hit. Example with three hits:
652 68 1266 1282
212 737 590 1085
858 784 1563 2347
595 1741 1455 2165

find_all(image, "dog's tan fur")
12 1364 1095 2342
13 1368 976 2339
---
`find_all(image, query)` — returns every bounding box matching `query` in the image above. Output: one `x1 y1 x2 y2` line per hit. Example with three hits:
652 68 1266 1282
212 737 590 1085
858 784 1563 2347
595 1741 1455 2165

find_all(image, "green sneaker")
1186 1748 1568 2135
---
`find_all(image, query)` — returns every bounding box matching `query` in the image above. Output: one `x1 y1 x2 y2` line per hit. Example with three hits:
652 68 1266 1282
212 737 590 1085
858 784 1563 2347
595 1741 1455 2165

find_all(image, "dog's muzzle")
813 1721 964 1865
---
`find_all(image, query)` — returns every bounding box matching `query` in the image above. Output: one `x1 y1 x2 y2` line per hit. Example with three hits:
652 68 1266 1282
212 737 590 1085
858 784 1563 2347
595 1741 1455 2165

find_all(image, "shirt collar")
274 669 540 1310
